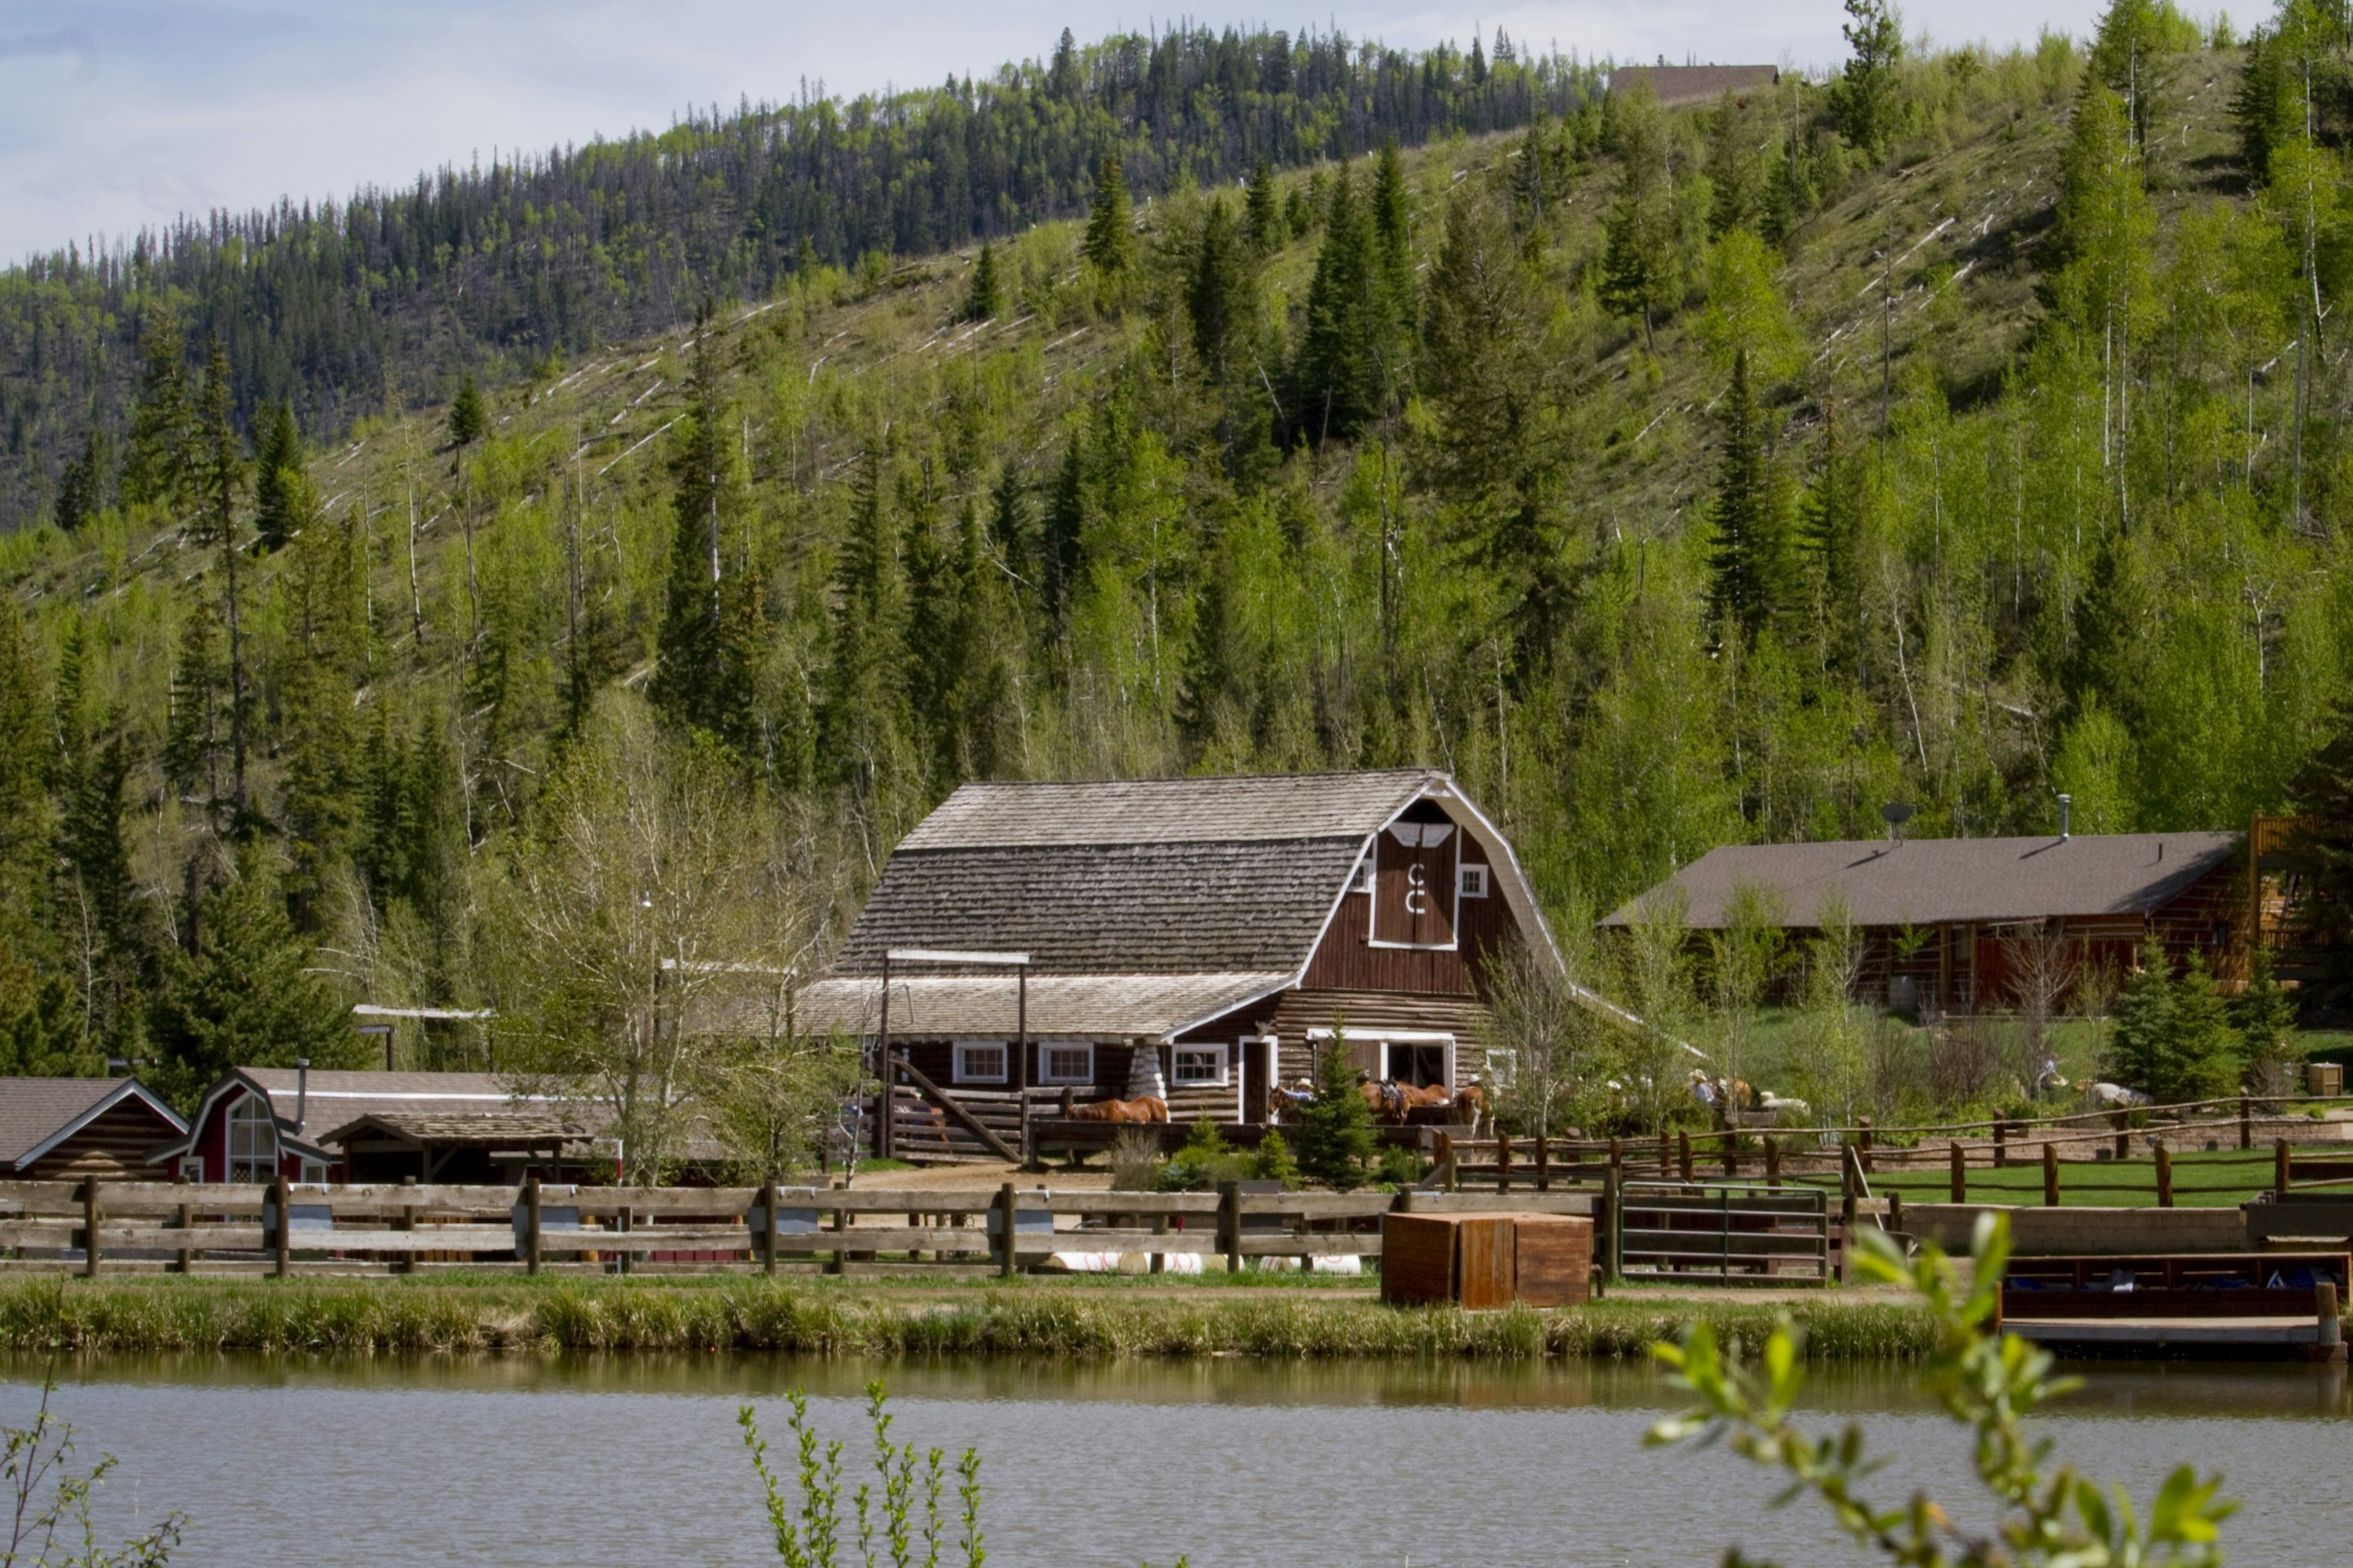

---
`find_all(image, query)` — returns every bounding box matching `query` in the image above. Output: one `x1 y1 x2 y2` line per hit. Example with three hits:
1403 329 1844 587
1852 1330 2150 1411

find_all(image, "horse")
1265 1082 1317 1123
1061 1094 1169 1124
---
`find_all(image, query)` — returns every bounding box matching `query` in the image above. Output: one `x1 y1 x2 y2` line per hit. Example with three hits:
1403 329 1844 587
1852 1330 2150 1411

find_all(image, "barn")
0 1079 184 1181
792 770 1564 1152
1601 825 2249 1014
148 1069 578 1185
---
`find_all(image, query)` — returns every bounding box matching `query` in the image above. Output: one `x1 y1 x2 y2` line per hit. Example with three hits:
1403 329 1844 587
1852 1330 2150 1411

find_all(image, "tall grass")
0 1279 1938 1361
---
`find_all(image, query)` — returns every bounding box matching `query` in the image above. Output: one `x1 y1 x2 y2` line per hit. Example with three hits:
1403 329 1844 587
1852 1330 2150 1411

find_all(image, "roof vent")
1880 801 1914 844
2058 793 2072 841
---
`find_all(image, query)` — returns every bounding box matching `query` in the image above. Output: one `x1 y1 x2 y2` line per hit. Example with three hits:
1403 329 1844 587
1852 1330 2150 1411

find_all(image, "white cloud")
0 0 2112 260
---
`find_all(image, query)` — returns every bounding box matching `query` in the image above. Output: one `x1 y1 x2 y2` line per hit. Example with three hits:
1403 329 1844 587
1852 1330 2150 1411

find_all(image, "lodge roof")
835 771 1457 977
0 1079 183 1172
1608 64 1781 107
792 971 1296 1043
1602 831 2241 930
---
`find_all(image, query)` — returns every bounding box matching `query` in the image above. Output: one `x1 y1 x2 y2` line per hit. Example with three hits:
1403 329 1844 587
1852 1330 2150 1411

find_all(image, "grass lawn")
1863 1148 2286 1208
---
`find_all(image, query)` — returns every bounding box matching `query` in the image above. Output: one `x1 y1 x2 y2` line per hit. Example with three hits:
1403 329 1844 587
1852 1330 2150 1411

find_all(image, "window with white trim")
180 1156 205 1184
1458 862 1489 898
1038 1042 1095 1085
227 1096 277 1183
1172 1043 1230 1087
954 1042 1008 1084
1352 856 1374 895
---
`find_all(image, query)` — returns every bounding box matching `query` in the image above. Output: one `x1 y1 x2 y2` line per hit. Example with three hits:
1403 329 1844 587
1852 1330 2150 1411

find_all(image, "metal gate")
1612 1180 1833 1286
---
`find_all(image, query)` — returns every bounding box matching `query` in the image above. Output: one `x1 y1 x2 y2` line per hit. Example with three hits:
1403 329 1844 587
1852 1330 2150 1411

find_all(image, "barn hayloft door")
1371 803 1459 950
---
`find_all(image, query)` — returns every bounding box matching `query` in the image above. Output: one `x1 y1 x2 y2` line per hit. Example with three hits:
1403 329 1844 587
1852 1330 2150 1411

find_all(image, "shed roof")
791 971 1295 1043
0 1079 183 1172
1602 831 2241 930
897 771 1440 850
1608 64 1781 106
237 1070 545 1132
316 1112 580 1149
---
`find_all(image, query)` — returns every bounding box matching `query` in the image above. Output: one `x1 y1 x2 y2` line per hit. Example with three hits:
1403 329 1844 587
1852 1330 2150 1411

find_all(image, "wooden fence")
0 1176 1590 1279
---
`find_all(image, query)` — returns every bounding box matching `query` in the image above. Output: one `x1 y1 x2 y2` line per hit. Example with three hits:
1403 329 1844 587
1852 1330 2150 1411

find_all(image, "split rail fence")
0 1177 1588 1280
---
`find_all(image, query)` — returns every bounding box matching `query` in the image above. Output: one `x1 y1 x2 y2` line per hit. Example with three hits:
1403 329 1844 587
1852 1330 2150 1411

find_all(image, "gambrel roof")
798 770 1566 1043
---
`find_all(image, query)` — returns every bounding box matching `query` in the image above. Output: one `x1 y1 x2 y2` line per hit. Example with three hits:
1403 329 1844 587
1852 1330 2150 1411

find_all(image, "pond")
9 1352 2346 1566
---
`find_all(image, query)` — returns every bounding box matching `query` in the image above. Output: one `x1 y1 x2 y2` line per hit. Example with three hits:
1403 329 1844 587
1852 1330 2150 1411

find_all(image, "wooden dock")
1998 1252 2348 1359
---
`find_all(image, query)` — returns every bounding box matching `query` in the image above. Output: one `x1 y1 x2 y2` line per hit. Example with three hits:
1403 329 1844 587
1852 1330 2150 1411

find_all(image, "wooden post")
272 1173 293 1279
618 1204 633 1276
398 1175 417 1276
1601 1161 1622 1283
2113 1108 2130 1161
1534 1133 1550 1192
1721 1129 1738 1178
2154 1140 2173 1208
1993 1119 2007 1169
175 1173 193 1275
1764 1135 1780 1190
2319 1281 2342 1357
80 1177 100 1280
2275 1137 2293 1199
877 953 894 1162
1609 1136 1624 1187
2042 1141 2059 1208
2240 1092 2253 1151
1497 1130 1512 1194
760 1180 779 1278
1218 1181 1242 1274
1677 1130 1694 1184
1657 1129 1671 1176
996 1182 1017 1278
1838 1153 1857 1285
828 1197 847 1276
1150 1213 1167 1275
1888 1191 1904 1235
524 1175 542 1276
1857 1116 1874 1176
1949 1142 1966 1205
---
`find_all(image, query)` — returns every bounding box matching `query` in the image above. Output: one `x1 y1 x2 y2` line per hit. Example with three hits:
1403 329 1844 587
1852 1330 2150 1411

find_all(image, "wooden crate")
1509 1213 1593 1307
1380 1213 1517 1308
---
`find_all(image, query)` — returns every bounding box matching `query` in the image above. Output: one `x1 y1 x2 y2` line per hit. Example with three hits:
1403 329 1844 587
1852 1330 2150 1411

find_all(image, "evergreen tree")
2232 945 2304 1091
1291 163 1396 443
650 301 740 740
195 338 250 818
961 241 1004 322
1830 0 1907 160
0 600 51 950
1294 1030 1377 1189
51 427 105 534
251 400 305 552
50 626 148 1058
1798 401 1865 674
1040 438 1086 635
151 848 359 1102
820 444 913 805
2105 932 2175 1096
1082 152 1136 276
447 372 488 450
121 314 200 516
1705 91 1763 237
2163 949 2243 1104
162 600 225 808
1599 84 1675 351
1188 196 1262 477
1245 156 1281 252
1707 350 1786 643
1370 142 1414 313
2281 701 2353 1008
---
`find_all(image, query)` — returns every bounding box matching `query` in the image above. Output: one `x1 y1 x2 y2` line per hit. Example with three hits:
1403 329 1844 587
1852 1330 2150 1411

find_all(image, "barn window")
1038 1043 1095 1085
1458 863 1489 898
1172 1044 1229 1087
1352 857 1374 895
227 1096 277 1183
180 1156 205 1184
954 1042 1008 1084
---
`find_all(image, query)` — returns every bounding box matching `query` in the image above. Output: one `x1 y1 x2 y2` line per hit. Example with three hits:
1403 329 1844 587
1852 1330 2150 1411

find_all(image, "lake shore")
0 1275 1941 1360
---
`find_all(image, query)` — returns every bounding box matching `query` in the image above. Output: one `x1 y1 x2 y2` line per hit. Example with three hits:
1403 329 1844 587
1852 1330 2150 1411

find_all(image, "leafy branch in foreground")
4 1374 181 1567
740 1381 982 1568
1647 1214 2234 1568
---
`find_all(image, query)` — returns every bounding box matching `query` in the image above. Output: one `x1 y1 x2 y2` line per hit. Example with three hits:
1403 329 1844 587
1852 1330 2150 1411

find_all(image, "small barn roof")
1602 831 2241 930
0 1079 184 1173
316 1111 580 1149
1608 64 1780 107
792 971 1296 1043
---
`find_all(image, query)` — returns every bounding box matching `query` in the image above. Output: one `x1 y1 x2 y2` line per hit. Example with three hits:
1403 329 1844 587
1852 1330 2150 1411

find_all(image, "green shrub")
1246 1131 1300 1186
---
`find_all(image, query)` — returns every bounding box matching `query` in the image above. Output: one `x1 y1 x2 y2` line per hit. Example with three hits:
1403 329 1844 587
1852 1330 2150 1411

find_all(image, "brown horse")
1062 1094 1169 1124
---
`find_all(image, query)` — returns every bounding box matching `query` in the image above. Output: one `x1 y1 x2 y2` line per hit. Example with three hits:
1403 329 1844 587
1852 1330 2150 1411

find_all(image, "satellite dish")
1880 802 1914 826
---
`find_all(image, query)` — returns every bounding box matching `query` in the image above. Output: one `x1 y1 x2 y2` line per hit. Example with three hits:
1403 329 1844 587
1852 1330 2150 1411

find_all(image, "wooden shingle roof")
1602 831 2241 930
0 1079 184 1172
793 971 1295 1043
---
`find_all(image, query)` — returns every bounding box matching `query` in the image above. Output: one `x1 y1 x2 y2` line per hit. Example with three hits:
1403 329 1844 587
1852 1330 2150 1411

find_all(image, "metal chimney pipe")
295 1059 309 1134
2058 795 2072 840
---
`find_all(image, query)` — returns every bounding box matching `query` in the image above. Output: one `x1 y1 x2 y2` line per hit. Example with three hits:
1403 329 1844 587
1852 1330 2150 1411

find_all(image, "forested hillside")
0 24 1586 532
3 2 2352 1126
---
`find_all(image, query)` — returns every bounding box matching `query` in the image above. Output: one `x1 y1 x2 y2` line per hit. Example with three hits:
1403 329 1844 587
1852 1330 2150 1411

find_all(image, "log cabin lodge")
792 770 1562 1138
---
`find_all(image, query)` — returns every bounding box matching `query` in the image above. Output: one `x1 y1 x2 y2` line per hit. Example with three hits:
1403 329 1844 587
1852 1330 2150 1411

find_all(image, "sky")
4 0 2118 263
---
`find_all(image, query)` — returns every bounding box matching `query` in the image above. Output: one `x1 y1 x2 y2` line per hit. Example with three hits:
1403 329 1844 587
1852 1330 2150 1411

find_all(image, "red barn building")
795 770 1577 1147
148 1069 575 1184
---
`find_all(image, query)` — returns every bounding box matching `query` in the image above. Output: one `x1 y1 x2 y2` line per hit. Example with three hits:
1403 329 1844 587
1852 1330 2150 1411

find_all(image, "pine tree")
2163 949 2242 1104
51 427 105 533
195 338 249 818
1705 91 1762 237
447 373 488 450
2232 944 2304 1091
961 241 1003 322
1245 156 1281 252
1799 401 1865 674
0 600 51 949
1707 350 1786 643
50 629 148 1058
2105 932 2175 1096
1370 142 1414 314
1188 195 1260 477
1291 164 1395 444
121 314 200 515
251 400 305 552
151 847 359 1102
650 301 738 739
2281 700 2353 1008
1082 152 1135 277
820 444 913 804
1041 437 1086 635
162 600 225 808
1599 85 1675 352
1294 1030 1377 1189
1830 0 1906 159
